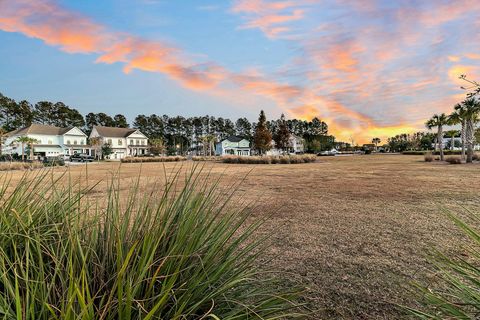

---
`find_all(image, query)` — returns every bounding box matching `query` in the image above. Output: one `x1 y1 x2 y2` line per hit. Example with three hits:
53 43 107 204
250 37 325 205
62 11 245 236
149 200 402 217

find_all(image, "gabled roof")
93 126 138 138
7 124 73 137
223 135 247 142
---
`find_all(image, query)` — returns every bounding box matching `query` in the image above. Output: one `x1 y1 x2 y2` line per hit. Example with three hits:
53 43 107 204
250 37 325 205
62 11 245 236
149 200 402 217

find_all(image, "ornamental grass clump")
0 169 303 319
424 152 434 162
445 156 462 164
408 210 480 319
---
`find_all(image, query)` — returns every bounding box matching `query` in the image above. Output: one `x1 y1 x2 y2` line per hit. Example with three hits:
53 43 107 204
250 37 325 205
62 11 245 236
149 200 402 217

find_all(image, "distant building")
2 124 88 158
89 126 149 160
215 136 251 156
267 134 305 155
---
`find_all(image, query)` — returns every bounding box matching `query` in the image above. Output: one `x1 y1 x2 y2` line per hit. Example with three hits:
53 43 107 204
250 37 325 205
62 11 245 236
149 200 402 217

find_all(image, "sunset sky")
1 0 479 143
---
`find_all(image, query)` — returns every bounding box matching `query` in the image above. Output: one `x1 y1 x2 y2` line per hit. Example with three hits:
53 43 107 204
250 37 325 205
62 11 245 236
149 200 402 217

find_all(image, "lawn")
4 154 480 319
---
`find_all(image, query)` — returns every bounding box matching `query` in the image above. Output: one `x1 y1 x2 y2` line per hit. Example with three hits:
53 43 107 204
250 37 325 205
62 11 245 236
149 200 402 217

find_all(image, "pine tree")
253 110 272 155
273 114 290 153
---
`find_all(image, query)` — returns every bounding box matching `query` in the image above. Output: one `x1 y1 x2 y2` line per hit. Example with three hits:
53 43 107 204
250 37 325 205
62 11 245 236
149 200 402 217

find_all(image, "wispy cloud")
231 0 310 39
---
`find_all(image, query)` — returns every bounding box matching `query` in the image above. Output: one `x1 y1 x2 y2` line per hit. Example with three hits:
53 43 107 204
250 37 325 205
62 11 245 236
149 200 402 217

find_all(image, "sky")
1 0 479 143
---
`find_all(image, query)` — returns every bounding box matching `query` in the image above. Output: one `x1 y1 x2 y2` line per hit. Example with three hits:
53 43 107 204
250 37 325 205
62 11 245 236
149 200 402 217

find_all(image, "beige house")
89 126 149 160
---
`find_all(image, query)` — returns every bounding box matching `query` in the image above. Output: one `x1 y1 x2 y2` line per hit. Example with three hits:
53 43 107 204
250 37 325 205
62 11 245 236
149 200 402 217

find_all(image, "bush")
221 154 316 164
121 156 186 163
192 156 218 161
0 170 303 319
424 153 434 162
445 156 462 164
473 153 479 161
408 211 480 318
0 161 43 171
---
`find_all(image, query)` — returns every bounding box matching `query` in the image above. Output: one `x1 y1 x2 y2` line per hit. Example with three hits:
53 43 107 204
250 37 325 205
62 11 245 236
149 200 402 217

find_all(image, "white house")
215 136 251 156
3 124 89 158
89 126 149 160
267 134 305 155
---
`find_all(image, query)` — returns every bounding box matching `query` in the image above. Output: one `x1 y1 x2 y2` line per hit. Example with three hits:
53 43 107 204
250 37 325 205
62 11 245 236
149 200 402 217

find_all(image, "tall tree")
449 105 468 159
33 101 55 125
113 114 129 128
372 138 381 151
443 130 458 151
235 118 252 138
273 114 290 153
426 113 448 161
461 98 480 163
253 110 272 155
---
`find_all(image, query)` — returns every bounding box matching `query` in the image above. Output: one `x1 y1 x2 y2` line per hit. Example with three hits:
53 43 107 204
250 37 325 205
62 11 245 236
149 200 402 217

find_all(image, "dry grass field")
3 154 480 319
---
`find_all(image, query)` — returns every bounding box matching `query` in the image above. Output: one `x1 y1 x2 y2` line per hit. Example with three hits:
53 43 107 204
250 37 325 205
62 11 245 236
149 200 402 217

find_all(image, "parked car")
43 156 65 166
70 154 94 162
318 149 340 156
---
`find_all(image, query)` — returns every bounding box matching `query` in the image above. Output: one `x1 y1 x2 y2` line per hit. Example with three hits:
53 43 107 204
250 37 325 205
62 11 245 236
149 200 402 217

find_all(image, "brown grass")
192 156 219 161
3 154 480 319
0 161 44 171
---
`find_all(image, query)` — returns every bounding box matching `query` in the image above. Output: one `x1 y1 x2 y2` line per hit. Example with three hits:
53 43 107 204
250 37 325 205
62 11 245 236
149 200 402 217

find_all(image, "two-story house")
267 134 305 155
3 124 89 158
89 126 149 160
215 136 251 156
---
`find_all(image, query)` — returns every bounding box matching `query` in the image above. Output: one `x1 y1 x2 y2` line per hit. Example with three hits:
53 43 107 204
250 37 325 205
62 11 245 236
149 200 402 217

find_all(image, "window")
118 139 123 146
130 139 134 145
48 140 53 145
66 140 70 145
107 139 112 145
141 140 145 145
80 140 84 145
136 139 140 145
74 140 78 145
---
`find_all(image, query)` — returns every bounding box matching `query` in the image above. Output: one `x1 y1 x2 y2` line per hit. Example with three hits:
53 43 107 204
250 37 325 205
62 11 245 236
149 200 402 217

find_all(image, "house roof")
7 124 73 137
93 126 138 138
224 135 246 142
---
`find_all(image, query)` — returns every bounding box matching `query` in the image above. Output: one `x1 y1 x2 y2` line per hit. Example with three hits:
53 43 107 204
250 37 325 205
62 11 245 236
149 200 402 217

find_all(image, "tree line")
0 92 333 155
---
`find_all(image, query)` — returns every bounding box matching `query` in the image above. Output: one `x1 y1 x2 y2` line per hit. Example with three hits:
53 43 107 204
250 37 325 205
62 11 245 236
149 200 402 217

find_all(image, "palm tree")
0 128 6 156
15 136 39 161
449 104 468 159
426 113 448 161
372 137 381 151
461 98 480 163
443 130 459 151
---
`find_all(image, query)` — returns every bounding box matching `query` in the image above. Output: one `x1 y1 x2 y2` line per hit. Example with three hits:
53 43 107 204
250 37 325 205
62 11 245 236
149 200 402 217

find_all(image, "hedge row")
221 154 317 164
121 156 187 163
403 150 463 155
0 162 44 171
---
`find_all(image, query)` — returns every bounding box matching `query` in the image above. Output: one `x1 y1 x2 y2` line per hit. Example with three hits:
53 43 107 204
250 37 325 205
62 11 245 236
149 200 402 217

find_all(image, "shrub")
473 153 479 161
121 156 186 163
192 156 218 161
0 161 43 171
221 154 316 164
408 211 480 318
0 170 303 319
445 156 462 164
424 153 434 162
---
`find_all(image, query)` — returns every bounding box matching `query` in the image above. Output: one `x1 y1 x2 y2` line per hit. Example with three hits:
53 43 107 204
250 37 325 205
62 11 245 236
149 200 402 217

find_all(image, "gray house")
216 136 251 156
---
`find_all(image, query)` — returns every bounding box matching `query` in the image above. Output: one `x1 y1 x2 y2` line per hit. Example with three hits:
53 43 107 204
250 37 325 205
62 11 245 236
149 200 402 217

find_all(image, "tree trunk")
21 142 25 161
438 126 444 161
30 143 34 160
461 121 466 160
466 120 474 163
450 134 454 151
